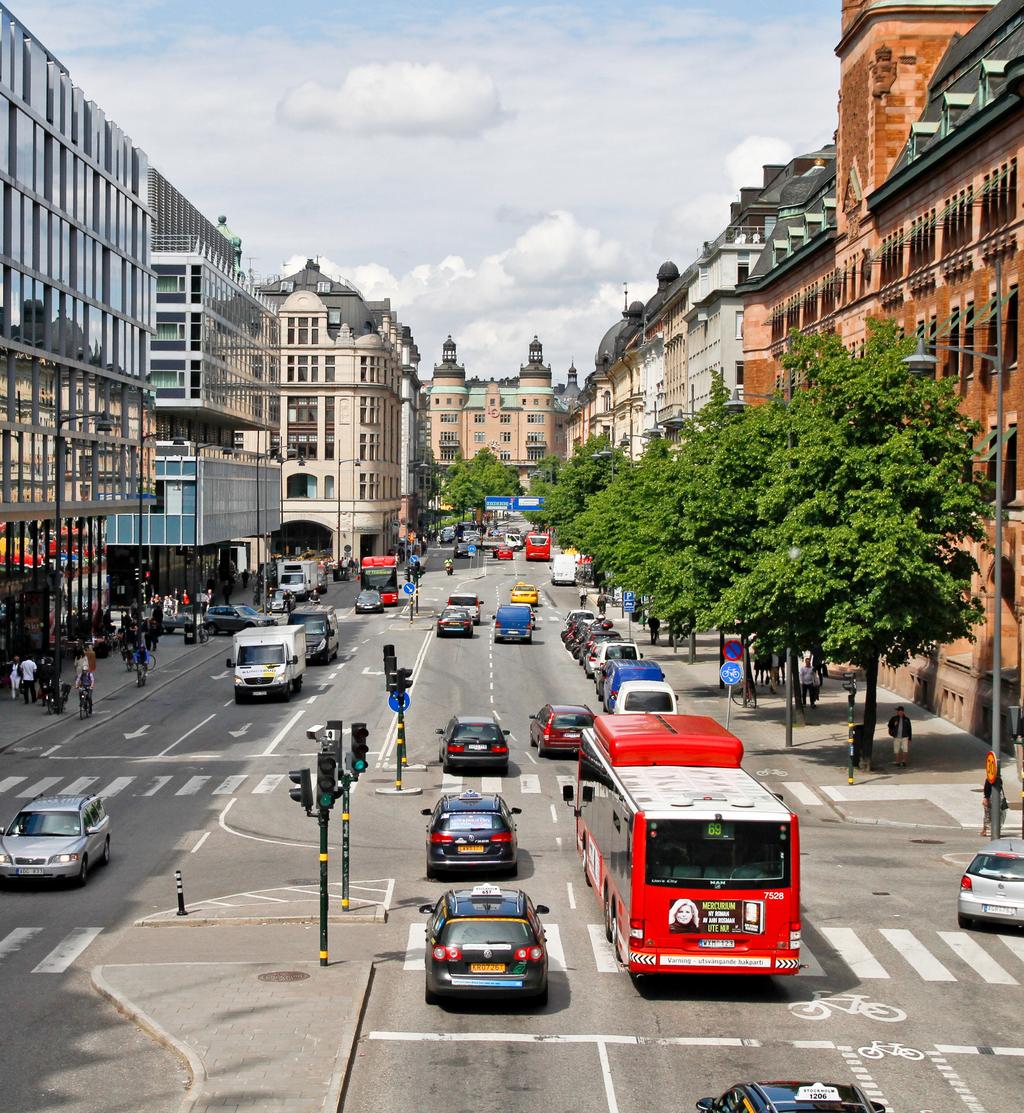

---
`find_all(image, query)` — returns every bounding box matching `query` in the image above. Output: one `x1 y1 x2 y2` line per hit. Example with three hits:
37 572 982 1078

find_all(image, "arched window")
603 390 612 412
324 475 335 499
287 474 317 499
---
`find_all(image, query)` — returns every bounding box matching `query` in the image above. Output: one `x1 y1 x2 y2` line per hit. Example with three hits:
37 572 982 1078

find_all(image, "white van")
229 625 306 703
612 680 678 715
551 553 577 586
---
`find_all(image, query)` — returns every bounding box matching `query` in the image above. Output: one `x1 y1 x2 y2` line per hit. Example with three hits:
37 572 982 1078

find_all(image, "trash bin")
183 621 197 646
333 568 341 582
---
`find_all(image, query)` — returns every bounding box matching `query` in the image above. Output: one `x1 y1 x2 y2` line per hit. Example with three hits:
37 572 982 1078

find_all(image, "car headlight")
0 852 10 865
316 639 326 650
49 853 79 864
234 676 245 685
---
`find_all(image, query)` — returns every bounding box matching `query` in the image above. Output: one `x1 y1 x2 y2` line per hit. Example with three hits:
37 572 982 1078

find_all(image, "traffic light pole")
341 774 351 911
318 806 329 966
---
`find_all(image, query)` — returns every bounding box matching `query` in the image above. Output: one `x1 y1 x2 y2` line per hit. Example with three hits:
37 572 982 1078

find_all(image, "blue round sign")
408 554 419 565
402 581 416 595
388 690 411 713
723 638 743 662
720 661 743 686
467 545 477 554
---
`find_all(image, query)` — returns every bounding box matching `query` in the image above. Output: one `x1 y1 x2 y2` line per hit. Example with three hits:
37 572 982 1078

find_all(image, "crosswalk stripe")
252 774 284 794
939 931 1018 985
18 777 62 798
31 928 104 974
405 923 426 971
213 775 248 795
520 774 541 794
999 935 1024 966
587 923 619 973
481 777 503 793
0 927 44 960
441 774 462 792
545 924 566 972
821 927 890 979
0 776 26 795
880 928 955 981
98 777 135 798
140 776 172 797
781 781 823 807
175 776 210 796
62 777 98 796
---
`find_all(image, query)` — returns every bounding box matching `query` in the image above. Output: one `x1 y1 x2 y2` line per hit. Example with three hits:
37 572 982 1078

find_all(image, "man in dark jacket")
887 706 912 767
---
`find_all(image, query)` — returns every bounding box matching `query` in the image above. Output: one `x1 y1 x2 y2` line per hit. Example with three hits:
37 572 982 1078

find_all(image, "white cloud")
277 62 508 138
724 135 796 193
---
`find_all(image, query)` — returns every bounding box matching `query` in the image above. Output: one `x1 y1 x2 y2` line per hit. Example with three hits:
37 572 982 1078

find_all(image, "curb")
828 804 966 832
91 964 205 1113
134 909 387 927
0 638 225 756
330 962 374 1113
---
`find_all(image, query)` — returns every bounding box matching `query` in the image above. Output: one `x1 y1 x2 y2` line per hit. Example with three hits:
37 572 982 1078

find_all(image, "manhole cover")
871 892 891 897
911 838 945 845
258 971 310 983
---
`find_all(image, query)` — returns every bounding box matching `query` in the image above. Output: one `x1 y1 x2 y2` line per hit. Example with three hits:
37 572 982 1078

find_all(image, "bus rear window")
645 820 790 888
622 692 673 712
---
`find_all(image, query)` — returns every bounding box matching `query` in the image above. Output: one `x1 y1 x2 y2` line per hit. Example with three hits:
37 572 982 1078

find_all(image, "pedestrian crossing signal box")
288 768 313 814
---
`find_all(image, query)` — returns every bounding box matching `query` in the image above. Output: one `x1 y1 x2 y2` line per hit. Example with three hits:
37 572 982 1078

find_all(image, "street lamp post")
335 456 362 570
903 255 1008 755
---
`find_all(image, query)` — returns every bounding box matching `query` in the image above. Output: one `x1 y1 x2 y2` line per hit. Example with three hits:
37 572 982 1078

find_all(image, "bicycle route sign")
720 661 743 687
723 638 743 662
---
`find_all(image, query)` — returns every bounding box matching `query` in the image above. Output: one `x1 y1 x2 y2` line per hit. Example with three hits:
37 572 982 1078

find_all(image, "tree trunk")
862 652 880 744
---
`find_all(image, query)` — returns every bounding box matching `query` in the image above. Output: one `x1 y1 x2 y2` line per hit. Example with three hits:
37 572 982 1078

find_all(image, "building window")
474 413 485 424
499 451 511 461
328 308 341 326
527 447 545 461
500 413 511 424
325 356 335 382
603 391 611 412
474 432 485 443
325 474 335 498
735 360 745 386
156 274 185 293
501 431 512 443
1005 286 1019 368
439 412 458 424
156 321 184 340
963 303 975 379
527 413 544 423
317 281 331 293
736 252 750 284
699 265 710 297
734 311 744 340
287 396 317 424
286 473 317 499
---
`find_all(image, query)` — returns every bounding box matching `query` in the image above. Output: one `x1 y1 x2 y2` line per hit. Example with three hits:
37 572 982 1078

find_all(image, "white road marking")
587 924 619 973
597 1040 620 1113
939 931 1018 985
999 935 1024 966
820 927 889 979
781 781 824 806
157 713 217 758
0 776 26 795
305 695 318 704
213 775 248 795
441 774 462 792
140 776 172 797
0 927 44 960
481 777 503 793
18 777 62 797
190 831 211 854
97 776 135 798
31 927 103 973
880 928 955 981
175 776 210 796
261 709 304 757
404 923 426 971
566 881 576 910
520 774 541 794
61 777 99 796
550 803 558 823
525 750 538 764
40 746 60 757
252 774 285 794
122 725 150 740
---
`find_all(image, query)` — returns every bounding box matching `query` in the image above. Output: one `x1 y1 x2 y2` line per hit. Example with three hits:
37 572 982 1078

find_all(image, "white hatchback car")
958 838 1024 929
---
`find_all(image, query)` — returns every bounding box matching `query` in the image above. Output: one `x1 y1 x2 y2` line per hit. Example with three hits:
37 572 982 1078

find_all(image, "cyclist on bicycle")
75 667 94 697
132 643 152 672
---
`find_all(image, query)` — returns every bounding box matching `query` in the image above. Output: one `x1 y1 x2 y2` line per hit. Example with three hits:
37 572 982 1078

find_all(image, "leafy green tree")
721 321 987 742
543 436 623 545
440 449 521 518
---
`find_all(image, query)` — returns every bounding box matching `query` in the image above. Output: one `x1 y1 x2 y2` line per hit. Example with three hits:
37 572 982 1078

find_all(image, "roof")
439 793 503 812
449 886 528 917
615 764 792 819
18 795 92 811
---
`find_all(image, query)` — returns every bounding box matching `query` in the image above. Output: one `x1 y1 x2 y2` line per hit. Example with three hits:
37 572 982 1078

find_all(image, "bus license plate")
457 845 485 854
471 963 505 973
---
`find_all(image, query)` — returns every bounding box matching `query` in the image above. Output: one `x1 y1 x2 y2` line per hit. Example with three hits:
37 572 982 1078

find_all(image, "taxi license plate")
470 963 505 973
457 845 485 854
983 904 1016 915
16 868 44 875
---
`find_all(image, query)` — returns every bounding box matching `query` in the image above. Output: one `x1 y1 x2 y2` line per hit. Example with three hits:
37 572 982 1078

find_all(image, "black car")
697 1082 884 1112
422 792 521 879
453 541 473 559
436 715 511 774
418 884 550 1005
355 589 384 614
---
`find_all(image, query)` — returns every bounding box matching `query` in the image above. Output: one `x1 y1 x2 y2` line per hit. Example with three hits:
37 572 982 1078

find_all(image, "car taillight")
514 946 545 962
490 831 513 843
543 725 553 739
493 745 508 754
448 743 465 753
961 874 973 891
629 918 644 940
495 620 502 628
430 832 454 844
789 922 802 948
433 945 461 961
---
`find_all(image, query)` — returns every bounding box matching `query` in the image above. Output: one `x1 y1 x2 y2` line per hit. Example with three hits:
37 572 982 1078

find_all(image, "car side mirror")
511 806 522 815
561 784 574 803
226 658 233 668
435 728 444 735
582 785 594 804
640 653 644 659
534 904 550 915
418 904 434 914
420 808 432 816
292 655 299 665
696 1101 715 1112
871 1105 886 1113
502 729 510 736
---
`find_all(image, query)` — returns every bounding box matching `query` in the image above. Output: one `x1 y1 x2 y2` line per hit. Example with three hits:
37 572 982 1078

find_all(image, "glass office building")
0 6 153 656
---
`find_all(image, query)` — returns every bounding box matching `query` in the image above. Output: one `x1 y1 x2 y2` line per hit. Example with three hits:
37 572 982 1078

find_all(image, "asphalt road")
1 538 1021 1113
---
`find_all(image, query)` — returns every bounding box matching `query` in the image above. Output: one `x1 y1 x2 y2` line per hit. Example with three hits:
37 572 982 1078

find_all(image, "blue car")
494 604 534 643
601 659 665 711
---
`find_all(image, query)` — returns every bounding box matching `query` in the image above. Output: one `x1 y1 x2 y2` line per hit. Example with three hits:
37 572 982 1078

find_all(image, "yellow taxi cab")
510 582 539 606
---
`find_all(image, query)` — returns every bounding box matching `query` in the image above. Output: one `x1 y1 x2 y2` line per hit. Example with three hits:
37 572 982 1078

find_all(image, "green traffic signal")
351 722 370 775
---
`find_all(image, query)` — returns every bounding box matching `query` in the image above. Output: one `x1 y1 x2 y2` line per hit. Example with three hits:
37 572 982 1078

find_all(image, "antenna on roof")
623 281 628 311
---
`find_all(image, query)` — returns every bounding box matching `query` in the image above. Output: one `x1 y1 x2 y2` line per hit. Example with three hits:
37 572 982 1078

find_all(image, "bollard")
175 869 188 916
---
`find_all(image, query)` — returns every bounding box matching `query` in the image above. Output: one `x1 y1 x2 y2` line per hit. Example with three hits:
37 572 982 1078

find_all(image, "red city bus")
565 714 801 978
361 555 399 605
523 532 551 561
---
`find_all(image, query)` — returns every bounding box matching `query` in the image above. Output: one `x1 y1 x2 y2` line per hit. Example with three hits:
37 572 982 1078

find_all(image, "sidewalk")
592 611 1021 830
94 922 374 1113
0 630 226 756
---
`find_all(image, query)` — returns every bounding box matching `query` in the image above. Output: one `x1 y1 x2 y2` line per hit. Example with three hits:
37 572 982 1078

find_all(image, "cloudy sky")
33 0 838 382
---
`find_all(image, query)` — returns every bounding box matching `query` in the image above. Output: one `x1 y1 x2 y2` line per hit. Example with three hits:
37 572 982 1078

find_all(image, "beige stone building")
424 336 571 483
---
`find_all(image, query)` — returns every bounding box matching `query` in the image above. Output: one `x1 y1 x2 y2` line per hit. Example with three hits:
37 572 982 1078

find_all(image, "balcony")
701 225 765 258
657 404 689 430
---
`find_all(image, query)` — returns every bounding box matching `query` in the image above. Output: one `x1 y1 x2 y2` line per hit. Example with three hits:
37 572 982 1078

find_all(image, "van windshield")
238 645 286 666
291 615 328 634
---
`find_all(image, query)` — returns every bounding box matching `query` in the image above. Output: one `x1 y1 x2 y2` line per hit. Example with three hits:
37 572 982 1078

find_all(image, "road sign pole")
319 807 329 966
341 775 350 911
726 685 734 729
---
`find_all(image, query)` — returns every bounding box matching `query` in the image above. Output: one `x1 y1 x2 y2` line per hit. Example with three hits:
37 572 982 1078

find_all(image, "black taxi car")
418 884 550 1005
696 1081 885 1112
422 791 521 879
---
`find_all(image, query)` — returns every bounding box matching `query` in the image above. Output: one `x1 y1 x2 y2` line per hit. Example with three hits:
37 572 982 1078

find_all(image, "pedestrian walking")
85 641 97 674
20 653 37 703
579 586 588 608
798 655 819 708
241 569 250 590
648 615 660 646
285 591 296 615
887 706 912 768
9 656 21 700
144 617 158 653
769 652 781 694
152 597 164 629
981 771 1009 836
811 643 827 684
597 591 609 618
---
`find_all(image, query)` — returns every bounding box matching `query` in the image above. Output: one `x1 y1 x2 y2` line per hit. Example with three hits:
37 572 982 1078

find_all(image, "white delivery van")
276 559 318 601
612 680 678 715
551 553 578 586
228 625 306 704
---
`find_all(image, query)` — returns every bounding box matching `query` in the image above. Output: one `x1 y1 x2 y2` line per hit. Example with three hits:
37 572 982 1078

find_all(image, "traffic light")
350 722 369 777
288 768 313 813
389 666 414 693
316 752 338 811
383 644 397 689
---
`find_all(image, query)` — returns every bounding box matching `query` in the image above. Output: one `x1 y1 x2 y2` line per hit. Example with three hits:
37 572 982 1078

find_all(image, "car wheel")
424 984 440 1006
102 837 111 866
426 865 437 881
281 684 291 703
77 855 89 888
958 912 975 929
533 984 549 1008
604 890 615 944
507 862 518 879
525 635 532 644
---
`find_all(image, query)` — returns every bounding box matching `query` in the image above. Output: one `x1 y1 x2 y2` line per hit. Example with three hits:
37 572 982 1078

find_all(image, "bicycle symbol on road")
756 768 788 778
788 991 906 1022
857 1040 924 1061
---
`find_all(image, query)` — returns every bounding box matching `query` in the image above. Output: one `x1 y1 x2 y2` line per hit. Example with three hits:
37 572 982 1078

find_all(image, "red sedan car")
493 546 514 560
528 704 594 757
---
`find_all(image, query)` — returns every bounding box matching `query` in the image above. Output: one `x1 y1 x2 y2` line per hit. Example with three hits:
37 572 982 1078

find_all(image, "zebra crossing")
400 918 1024 988
0 926 104 974
0 772 288 803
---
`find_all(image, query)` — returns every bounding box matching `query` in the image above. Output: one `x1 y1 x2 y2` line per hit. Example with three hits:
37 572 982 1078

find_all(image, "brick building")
741 0 1024 742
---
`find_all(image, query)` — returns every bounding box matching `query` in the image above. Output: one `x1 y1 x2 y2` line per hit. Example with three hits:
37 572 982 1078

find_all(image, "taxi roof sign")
794 1084 842 1102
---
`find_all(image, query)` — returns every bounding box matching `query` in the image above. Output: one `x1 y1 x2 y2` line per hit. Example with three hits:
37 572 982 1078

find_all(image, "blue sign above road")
512 496 545 510
467 545 477 555
388 690 411 713
402 581 416 595
485 496 513 509
720 661 743 686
